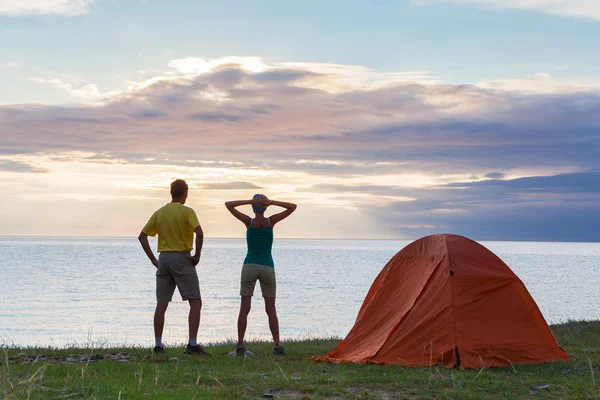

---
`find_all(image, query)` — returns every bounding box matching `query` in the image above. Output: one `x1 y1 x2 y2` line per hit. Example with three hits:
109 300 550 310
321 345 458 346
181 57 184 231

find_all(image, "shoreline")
2 320 598 351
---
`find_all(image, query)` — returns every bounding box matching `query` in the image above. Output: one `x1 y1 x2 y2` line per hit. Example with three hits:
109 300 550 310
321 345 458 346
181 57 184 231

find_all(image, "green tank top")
243 218 274 267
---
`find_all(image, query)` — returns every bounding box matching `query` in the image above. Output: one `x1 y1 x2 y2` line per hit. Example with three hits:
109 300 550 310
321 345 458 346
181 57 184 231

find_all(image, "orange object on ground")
313 234 568 368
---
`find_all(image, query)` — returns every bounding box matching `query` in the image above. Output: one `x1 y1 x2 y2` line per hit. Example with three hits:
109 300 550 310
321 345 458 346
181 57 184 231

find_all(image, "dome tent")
313 234 568 368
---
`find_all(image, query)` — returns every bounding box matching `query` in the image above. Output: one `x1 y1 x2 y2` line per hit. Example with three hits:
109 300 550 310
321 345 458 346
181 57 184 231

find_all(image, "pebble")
63 354 104 363
529 384 550 391
227 350 259 357
65 356 88 363
111 352 129 361
11 352 134 364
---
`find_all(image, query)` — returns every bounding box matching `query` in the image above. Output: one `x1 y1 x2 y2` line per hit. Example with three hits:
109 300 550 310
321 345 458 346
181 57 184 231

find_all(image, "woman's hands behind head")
252 195 270 208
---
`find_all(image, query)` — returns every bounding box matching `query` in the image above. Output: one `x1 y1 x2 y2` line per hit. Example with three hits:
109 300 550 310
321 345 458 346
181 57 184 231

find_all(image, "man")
138 179 208 355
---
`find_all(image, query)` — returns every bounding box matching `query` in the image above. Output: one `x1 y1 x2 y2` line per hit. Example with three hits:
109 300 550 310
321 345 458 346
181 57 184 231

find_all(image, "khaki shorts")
156 252 201 302
240 263 276 297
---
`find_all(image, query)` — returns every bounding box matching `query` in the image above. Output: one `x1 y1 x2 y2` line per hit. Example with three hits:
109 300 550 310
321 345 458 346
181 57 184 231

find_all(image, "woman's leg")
237 295 252 348
264 296 280 348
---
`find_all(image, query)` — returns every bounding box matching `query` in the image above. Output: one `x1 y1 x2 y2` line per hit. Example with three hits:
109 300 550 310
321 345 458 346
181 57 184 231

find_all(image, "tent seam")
445 235 459 366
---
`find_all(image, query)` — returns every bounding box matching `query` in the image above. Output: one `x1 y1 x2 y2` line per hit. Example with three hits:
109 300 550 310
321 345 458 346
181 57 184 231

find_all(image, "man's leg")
264 297 280 348
155 252 176 349
188 298 202 343
154 301 169 345
237 295 252 347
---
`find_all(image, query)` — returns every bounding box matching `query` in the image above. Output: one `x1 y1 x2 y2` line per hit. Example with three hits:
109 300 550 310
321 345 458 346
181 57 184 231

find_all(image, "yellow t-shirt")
142 203 200 252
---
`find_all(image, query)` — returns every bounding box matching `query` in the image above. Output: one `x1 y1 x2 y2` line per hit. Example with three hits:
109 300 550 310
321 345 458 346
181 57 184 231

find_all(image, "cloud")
0 160 49 173
30 77 120 102
1 57 600 240
200 182 263 190
190 112 243 123
0 0 95 16
2 61 599 177
418 0 600 20
478 73 600 94
129 56 438 95
329 173 600 241
484 172 505 179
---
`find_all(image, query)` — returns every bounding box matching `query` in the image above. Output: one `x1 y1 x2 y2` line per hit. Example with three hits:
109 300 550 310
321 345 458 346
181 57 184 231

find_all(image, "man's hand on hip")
186 254 200 267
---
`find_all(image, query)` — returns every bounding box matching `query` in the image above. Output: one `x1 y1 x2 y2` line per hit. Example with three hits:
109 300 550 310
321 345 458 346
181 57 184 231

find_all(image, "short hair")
170 179 189 198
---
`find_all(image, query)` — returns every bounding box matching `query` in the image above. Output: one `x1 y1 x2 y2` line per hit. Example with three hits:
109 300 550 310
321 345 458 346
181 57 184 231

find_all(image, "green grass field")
1 320 598 399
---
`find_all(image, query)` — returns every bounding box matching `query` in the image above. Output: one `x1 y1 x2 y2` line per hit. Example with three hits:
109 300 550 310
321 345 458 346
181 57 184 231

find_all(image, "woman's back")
244 218 274 267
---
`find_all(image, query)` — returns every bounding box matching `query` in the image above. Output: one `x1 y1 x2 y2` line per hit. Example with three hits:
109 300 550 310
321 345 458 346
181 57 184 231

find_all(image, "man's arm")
138 232 158 268
187 225 204 267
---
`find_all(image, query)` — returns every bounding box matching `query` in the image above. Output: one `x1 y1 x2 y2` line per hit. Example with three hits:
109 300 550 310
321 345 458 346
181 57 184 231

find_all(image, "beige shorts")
156 252 201 302
240 263 276 297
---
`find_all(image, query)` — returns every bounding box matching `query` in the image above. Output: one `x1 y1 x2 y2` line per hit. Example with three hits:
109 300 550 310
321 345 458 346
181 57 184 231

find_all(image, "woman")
225 194 297 356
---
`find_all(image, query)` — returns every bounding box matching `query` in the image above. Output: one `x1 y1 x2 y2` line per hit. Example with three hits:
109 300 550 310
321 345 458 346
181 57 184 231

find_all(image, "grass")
1 320 598 399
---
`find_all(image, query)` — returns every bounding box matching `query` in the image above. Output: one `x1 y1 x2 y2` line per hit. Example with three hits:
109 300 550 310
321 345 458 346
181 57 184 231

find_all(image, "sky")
1 0 599 241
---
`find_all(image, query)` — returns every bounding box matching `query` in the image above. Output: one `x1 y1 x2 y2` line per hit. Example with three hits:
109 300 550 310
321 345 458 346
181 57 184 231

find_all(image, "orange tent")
313 234 568 368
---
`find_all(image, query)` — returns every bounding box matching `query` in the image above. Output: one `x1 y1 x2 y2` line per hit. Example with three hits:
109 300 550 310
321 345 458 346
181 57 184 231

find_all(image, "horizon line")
0 234 598 244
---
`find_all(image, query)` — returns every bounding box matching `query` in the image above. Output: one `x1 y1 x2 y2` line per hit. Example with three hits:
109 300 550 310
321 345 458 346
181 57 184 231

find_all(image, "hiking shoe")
236 346 246 356
274 346 287 356
153 345 165 354
184 344 211 356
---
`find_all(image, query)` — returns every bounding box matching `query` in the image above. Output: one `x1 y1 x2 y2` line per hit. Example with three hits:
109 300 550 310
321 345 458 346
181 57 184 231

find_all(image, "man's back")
143 202 200 252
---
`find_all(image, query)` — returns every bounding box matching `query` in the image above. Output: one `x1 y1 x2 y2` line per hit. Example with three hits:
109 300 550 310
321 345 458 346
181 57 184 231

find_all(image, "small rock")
111 353 129 360
169 357 179 362
227 350 259 357
562 368 572 374
530 384 550 391
262 394 274 399
89 354 103 361
582 348 597 353
65 356 86 363
292 377 301 381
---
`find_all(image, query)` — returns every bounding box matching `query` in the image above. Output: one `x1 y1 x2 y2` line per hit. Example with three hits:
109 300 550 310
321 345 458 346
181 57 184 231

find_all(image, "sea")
0 237 598 348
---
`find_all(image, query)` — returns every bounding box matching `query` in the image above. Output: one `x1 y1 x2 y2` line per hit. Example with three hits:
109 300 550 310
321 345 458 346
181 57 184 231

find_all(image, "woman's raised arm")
225 200 253 228
267 200 297 226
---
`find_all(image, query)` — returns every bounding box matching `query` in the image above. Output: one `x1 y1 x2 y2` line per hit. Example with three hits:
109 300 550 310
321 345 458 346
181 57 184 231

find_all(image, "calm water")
0 237 598 348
